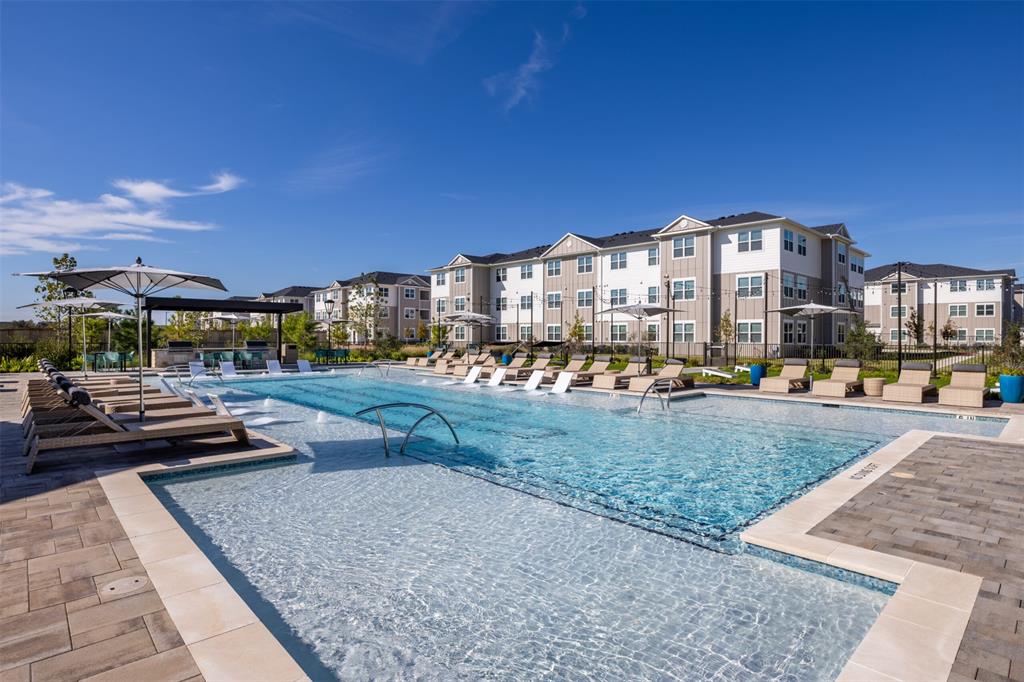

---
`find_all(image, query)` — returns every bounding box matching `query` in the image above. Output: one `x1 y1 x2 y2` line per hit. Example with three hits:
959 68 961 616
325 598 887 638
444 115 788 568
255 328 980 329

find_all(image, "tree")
240 318 273 341
32 253 90 346
904 309 924 345
993 323 1024 375
282 313 318 352
331 321 350 345
715 311 734 344
164 311 206 345
843 317 881 365
940 319 959 344
564 312 587 355
430 320 450 347
416 321 429 342
348 278 383 345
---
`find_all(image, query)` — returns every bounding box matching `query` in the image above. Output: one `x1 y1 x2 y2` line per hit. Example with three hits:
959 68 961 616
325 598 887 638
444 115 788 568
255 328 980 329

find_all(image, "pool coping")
93 432 310 682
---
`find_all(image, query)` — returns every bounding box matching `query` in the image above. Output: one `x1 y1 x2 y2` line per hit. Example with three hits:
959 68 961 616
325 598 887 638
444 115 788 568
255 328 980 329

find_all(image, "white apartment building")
429 211 869 352
310 271 431 342
864 263 1017 344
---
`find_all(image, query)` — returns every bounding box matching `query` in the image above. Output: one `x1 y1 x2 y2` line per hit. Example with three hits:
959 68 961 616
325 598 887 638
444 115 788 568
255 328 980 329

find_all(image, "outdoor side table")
863 377 885 397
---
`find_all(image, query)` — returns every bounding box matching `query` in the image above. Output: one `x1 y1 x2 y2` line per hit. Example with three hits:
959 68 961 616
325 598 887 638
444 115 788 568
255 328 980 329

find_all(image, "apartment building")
864 263 1017 344
310 271 431 342
429 211 869 350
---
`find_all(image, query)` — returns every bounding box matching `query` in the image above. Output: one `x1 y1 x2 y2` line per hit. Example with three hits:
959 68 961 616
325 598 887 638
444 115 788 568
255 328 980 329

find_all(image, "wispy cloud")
284 140 386 194
0 172 243 256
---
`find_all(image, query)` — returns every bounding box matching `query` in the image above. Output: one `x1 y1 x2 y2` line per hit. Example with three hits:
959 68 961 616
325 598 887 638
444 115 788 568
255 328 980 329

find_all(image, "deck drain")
100 576 149 596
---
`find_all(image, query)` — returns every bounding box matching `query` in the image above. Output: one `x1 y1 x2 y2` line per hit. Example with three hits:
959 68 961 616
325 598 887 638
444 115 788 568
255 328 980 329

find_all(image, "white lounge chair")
188 361 207 379
522 370 544 391
206 393 279 427
297 359 313 373
486 367 507 387
463 366 483 384
266 359 284 375
219 361 239 378
550 372 573 394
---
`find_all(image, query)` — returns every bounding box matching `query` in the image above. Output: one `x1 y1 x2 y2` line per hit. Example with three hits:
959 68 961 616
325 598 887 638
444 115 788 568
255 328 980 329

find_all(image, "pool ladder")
354 402 459 457
356 361 391 378
635 377 677 415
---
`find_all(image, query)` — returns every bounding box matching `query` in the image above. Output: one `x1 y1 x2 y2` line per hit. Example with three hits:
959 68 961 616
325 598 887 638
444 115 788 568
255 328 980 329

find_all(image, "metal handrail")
354 402 459 456
636 377 677 415
357 361 390 378
173 364 223 388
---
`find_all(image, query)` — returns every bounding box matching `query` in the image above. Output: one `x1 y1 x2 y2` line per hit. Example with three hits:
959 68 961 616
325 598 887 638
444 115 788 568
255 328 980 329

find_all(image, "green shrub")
0 356 36 373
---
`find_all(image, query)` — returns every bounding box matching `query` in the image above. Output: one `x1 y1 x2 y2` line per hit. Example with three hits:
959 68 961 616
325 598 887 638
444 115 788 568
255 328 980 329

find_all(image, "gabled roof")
343 271 429 286
809 223 852 239
703 211 781 227
455 244 553 266
865 262 1016 282
263 285 322 298
571 227 661 249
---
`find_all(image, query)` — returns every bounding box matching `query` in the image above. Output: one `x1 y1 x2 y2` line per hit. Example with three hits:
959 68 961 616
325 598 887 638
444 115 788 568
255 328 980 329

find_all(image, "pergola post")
276 313 283 363
145 308 152 368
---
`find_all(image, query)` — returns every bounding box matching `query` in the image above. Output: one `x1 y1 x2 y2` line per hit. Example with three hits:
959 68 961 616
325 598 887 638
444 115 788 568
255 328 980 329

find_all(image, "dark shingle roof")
265 285 322 298
702 211 781 227
340 271 428 286
573 228 662 249
458 244 553 266
865 262 1016 282
809 223 850 238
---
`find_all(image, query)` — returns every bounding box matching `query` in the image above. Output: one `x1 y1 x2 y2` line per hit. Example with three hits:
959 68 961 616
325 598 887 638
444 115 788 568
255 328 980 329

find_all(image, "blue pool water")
149 372 1004 680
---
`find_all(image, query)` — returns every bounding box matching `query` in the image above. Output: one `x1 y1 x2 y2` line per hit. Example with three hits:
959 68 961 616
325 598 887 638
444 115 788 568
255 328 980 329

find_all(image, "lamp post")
896 261 906 372
325 298 335 359
664 275 672 359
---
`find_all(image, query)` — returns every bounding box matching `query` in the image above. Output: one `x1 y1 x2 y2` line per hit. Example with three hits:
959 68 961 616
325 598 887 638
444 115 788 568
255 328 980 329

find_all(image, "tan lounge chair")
759 359 810 394
455 354 495 377
546 354 588 381
506 354 552 381
432 359 454 375
939 363 989 408
811 359 863 398
569 356 612 385
592 357 648 390
882 362 937 403
628 359 695 392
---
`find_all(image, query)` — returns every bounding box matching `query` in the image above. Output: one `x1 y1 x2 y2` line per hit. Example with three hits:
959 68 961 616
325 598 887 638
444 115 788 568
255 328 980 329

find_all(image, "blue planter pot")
999 374 1024 403
749 364 768 386
501 354 512 365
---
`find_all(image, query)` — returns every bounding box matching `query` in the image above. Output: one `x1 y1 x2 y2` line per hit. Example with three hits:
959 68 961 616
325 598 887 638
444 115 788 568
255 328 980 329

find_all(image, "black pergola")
142 296 304 365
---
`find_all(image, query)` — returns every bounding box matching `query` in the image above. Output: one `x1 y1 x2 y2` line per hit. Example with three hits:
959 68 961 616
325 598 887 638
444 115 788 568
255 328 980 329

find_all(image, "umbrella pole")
107 319 112 352
136 290 145 422
81 314 88 379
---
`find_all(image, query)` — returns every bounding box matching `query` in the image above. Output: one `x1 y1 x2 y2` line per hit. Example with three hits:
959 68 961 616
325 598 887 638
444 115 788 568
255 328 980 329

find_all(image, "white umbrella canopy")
596 303 672 357
767 303 857 366
444 312 495 325
15 257 227 420
213 313 251 349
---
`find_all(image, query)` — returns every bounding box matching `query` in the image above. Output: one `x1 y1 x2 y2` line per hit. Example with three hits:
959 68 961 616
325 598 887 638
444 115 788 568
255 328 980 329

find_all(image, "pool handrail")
636 377 675 414
354 402 459 456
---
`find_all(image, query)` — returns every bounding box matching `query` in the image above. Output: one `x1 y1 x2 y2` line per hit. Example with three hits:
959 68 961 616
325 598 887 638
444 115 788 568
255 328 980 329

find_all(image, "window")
435 299 447 314
949 279 966 292
404 288 415 299
672 235 695 258
672 279 695 301
797 234 807 256
610 252 627 270
546 260 561 277
953 328 967 342
889 306 906 318
610 288 627 306
454 297 466 312
455 326 466 341
546 324 562 342
783 229 794 252
577 290 593 308
520 325 533 341
520 264 533 279
796 276 808 300
737 321 763 343
796 321 808 344
976 303 995 317
949 304 967 318
837 323 846 344
737 275 763 298
546 292 562 309
851 288 863 308
495 326 508 342
974 329 995 343
454 268 466 283
976 279 995 291
647 286 658 304
837 283 847 305
783 273 795 299
495 297 507 311
403 308 416 320
495 267 507 282
890 329 908 342
782 320 794 344
420 310 429 320
377 287 389 299
851 254 864 274
378 307 389 318
404 327 416 339
645 323 659 341
837 243 847 265
647 248 659 266
577 255 593 274
436 272 446 286
520 294 533 310
583 324 593 341
890 282 908 294
611 324 627 342
737 229 763 252
673 321 695 343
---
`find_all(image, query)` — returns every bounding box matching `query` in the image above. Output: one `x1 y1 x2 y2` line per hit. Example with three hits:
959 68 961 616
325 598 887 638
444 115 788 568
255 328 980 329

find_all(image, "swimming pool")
149 372 1003 680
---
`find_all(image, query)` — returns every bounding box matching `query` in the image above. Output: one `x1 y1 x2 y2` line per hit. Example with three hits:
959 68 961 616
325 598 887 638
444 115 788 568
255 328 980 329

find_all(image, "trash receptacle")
749 364 768 386
283 344 299 364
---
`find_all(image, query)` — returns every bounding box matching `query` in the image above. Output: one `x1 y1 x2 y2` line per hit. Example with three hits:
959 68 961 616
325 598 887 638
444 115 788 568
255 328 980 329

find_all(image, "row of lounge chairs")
21 359 251 473
760 358 991 408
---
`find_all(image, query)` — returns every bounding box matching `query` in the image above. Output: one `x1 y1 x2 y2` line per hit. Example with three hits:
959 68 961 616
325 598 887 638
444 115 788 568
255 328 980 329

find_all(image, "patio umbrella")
16 257 226 420
18 297 123 379
443 312 495 346
76 311 135 353
213 313 250 349
596 303 672 364
767 303 856 369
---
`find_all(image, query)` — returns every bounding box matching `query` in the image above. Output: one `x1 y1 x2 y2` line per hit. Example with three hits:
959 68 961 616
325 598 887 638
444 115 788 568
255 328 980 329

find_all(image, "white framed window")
737 275 763 298
404 288 416 299
782 320 794 344
546 292 561 310
454 268 466 283
949 304 967 317
520 264 533 280
436 299 447 314
647 286 658 304
454 297 466 312
672 278 695 301
976 303 995 317
645 323 659 341
611 324 627 342
583 324 593 341
546 324 562 342
495 297 507 311
954 328 967 342
577 290 593 308
783 229 794 252
610 252 627 270
455 325 466 341
673 321 695 343
495 326 509 342
546 260 561 277
783 273 795 298
837 283 847 305
837 323 846 344
610 288 627 306
577 255 593 274
796 321 808 343
377 287 389 299
976 279 995 291
797 234 807 256
647 247 659 266
435 272 446 286
889 305 906 318
737 229 763 252
890 329 908 342
949 279 967 292
837 243 847 264
672 235 695 258
796 276 808 300
737 321 763 343
974 328 995 343
851 254 864 274
495 267 507 282
519 325 533 341
890 282 907 294
403 308 416 319
520 294 532 310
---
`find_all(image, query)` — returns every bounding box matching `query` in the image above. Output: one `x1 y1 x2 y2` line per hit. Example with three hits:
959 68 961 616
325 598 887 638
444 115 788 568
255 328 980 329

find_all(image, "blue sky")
2 1 1022 318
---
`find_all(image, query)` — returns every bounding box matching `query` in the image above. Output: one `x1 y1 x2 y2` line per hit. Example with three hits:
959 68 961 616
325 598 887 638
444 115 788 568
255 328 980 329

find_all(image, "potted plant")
993 323 1024 403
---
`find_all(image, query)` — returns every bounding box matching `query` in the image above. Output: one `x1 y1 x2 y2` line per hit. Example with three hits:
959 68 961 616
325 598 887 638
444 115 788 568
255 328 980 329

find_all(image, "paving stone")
28 577 96 611
144 610 185 652
29 628 156 682
80 645 201 682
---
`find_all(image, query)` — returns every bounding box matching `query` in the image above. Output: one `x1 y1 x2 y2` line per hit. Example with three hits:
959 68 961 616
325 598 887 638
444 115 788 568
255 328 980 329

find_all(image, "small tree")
32 253 89 347
164 311 206 345
715 311 734 344
430 321 449 347
417 320 429 342
564 312 586 355
993 323 1024 376
332 321 350 346
940 319 959 344
904 309 924 345
348 278 383 345
843 317 881 366
240 318 273 341
282 313 318 352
